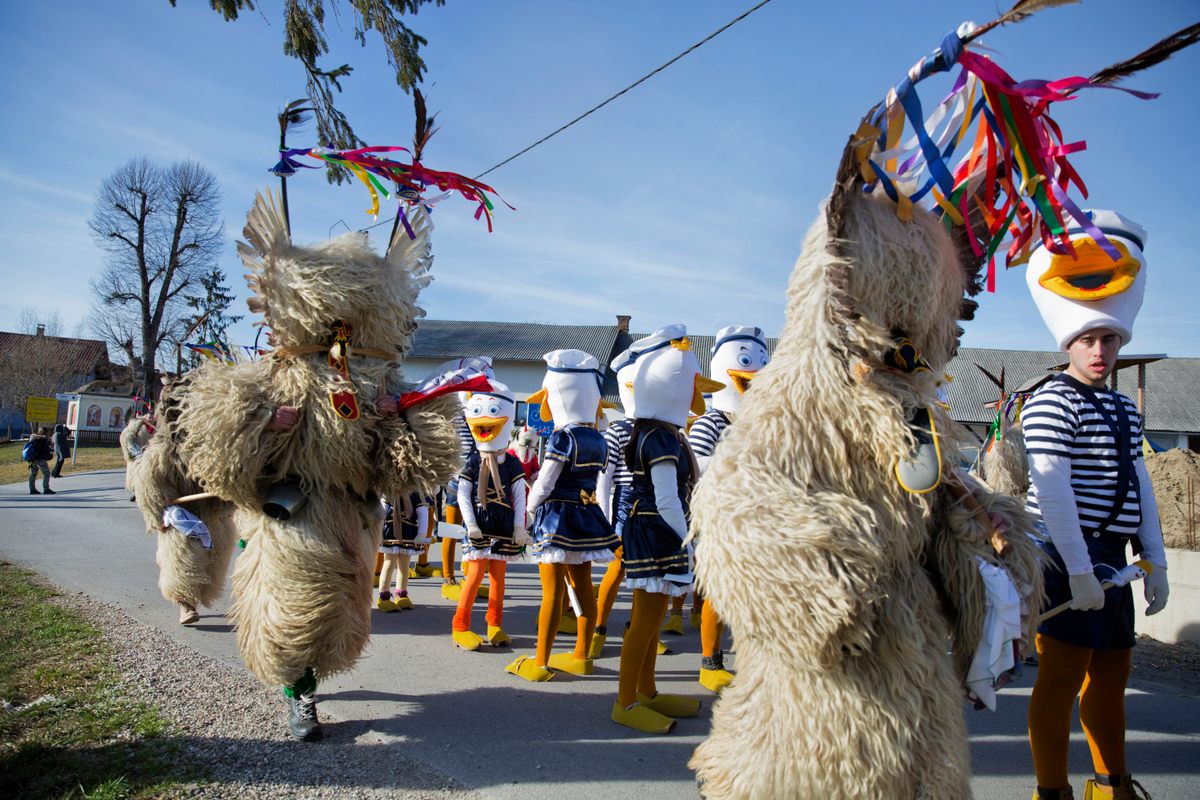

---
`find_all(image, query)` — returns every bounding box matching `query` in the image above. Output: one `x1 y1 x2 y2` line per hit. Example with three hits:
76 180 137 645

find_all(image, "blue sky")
1 0 1197 357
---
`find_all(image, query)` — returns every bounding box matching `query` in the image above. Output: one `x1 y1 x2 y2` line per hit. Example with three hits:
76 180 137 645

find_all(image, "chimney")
36 324 45 337
615 315 631 333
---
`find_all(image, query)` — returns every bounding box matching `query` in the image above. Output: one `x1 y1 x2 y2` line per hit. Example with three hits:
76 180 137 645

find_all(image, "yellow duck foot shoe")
477 584 490 600
395 591 414 610
638 691 701 718
376 597 398 612
178 603 199 625
505 655 554 682
557 613 578 635
657 640 671 655
413 563 436 578
431 567 444 578
452 629 483 651
1033 787 1076 800
1083 774 1147 800
611 701 676 734
440 581 462 602
699 667 734 693
689 611 702 630
547 652 594 675
661 613 684 636
587 631 607 659
487 625 511 646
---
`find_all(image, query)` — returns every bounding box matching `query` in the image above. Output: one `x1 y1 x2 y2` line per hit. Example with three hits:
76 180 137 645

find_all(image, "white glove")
513 526 531 546
466 525 487 547
1068 572 1106 611
1144 567 1169 616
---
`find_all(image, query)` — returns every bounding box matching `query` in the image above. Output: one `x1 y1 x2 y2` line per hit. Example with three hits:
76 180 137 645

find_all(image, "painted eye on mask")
737 353 752 367
488 404 500 416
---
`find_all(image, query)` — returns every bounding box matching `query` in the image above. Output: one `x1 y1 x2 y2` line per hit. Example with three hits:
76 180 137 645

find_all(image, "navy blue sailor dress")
621 424 694 596
459 452 526 562
381 493 427 555
531 424 618 563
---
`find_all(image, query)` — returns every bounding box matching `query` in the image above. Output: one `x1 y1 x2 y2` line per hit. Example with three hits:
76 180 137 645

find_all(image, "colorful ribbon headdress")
827 2 1199 299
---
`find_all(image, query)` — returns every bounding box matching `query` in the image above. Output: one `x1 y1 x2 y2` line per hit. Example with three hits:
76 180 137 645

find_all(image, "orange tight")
535 562 597 666
698 596 723 658
596 546 625 628
452 559 506 632
440 536 458 581
618 589 670 706
670 593 686 616
1028 634 1131 790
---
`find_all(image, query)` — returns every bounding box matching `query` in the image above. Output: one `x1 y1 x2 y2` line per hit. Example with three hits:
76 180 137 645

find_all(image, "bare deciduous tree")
17 307 63 336
87 158 223 396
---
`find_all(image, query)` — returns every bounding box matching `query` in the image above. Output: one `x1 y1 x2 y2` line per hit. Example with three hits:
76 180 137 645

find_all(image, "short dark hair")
37 426 49 435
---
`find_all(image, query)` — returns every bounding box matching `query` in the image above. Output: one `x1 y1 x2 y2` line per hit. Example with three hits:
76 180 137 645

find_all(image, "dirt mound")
1146 448 1200 551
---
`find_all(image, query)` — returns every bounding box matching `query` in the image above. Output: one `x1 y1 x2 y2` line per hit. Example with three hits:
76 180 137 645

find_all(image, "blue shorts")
1035 521 1136 650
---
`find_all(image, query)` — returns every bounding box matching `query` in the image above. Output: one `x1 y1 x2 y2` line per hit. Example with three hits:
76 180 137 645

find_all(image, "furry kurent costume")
686 325 770 693
687 7 1200 795
506 349 619 681
119 413 155 500
452 380 529 650
131 191 460 741
1022 210 1169 800
610 325 725 734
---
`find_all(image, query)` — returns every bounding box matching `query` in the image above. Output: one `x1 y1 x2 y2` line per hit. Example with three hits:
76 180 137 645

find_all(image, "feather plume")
385 204 434 286
411 89 440 164
1089 22 1200 86
964 0 1079 43
278 98 314 137
975 364 1006 395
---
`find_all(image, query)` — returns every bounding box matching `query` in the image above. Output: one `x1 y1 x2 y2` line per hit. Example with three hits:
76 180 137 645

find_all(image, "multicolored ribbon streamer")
857 22 1158 287
270 145 512 234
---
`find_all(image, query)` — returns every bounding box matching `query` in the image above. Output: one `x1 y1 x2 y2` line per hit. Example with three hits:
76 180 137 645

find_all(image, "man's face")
1066 327 1122 386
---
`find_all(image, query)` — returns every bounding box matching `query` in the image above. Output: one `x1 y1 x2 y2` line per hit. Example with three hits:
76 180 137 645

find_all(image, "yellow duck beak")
468 416 509 443
725 368 757 395
1038 239 1140 301
526 388 552 422
692 375 726 416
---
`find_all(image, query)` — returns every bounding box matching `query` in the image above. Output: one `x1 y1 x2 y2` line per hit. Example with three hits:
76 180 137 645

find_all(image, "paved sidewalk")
2 470 1198 799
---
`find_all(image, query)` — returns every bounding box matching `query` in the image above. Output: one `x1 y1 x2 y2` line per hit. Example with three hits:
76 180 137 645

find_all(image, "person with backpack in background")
51 423 71 478
25 426 55 495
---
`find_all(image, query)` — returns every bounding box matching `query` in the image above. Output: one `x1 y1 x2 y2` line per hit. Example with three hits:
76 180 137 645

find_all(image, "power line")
360 0 774 232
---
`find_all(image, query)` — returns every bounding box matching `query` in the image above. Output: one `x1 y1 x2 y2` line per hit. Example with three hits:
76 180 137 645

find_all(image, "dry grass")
0 442 126 486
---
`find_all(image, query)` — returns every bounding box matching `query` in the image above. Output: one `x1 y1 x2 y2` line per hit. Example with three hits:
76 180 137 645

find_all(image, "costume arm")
415 501 432 543
597 461 615 522
651 462 688 540
1134 458 1167 569
1028 451 1093 575
527 459 564 515
457 478 480 534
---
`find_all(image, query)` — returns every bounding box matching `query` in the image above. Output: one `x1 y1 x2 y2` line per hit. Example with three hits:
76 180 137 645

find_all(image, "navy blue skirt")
1037 534 1136 650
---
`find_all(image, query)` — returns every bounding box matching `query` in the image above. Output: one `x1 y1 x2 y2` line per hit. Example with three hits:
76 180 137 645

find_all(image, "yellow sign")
25 396 59 424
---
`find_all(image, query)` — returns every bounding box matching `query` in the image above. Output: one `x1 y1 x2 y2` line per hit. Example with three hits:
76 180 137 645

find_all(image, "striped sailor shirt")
455 414 478 460
688 409 730 458
603 418 634 487
1023 374 1144 537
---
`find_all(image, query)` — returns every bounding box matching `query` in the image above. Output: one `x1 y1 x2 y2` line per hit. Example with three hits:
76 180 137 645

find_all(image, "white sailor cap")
469 379 514 406
712 324 766 353
544 349 603 387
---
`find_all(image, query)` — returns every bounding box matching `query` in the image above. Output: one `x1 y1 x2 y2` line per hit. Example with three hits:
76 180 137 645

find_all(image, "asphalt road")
2 469 1198 799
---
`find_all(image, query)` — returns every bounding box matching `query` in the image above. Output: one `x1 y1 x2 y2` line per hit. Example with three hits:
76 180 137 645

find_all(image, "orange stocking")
535 564 565 667
597 546 625 629
486 560 507 628
618 589 669 706
566 561 597 659
1080 646 1131 778
1029 634 1093 790
700 598 723 658
452 560 487 632
670 593 686 616
441 536 457 581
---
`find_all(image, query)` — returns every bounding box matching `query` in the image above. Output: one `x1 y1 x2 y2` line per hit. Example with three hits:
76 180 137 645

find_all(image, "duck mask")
527 349 603 428
464 381 516 453
615 324 725 428
1025 209 1147 350
709 325 769 414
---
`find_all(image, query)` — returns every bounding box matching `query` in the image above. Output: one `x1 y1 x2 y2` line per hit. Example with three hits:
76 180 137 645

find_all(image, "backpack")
21 440 36 461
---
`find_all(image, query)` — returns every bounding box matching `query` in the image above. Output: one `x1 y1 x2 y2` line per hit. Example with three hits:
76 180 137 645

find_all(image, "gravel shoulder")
52 586 481 800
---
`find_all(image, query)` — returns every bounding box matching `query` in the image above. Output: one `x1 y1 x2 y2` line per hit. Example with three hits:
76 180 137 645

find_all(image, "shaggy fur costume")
979 417 1030 498
688 193 1043 799
133 192 459 687
119 415 154 494
128 403 238 610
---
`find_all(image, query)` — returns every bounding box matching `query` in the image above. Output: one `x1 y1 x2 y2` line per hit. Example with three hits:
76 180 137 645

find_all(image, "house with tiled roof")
0 328 112 436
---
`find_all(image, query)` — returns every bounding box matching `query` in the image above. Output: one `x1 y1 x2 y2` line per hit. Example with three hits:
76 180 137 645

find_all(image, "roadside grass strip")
0 443 126 486
0 563 203 799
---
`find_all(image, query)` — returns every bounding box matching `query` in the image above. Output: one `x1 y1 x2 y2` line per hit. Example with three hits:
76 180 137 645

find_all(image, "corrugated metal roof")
410 320 623 365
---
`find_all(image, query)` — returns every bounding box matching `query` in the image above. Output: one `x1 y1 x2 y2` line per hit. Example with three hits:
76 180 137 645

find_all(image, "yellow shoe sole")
611 701 675 734
376 599 398 612
395 597 414 610
587 633 607 659
452 630 483 651
487 625 511 646
661 614 684 636
638 692 701 718
699 667 734 693
548 652 594 675
505 655 554 682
